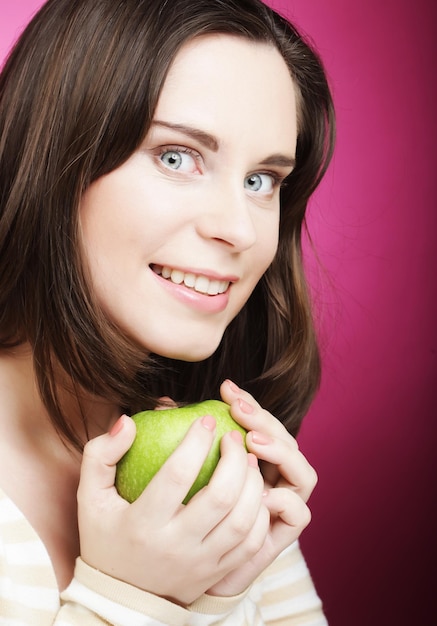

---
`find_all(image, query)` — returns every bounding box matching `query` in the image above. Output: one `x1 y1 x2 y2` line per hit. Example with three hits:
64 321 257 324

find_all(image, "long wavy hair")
0 0 335 450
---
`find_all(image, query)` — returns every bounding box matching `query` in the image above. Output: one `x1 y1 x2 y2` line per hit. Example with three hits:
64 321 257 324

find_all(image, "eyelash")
265 172 287 189
156 144 201 165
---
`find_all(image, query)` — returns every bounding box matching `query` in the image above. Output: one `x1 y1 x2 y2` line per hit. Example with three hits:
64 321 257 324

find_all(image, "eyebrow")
152 120 219 152
152 119 296 169
259 154 296 169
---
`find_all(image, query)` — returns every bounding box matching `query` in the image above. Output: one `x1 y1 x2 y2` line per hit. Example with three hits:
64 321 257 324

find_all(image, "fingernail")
201 415 216 431
251 431 272 445
226 379 240 393
247 453 259 469
238 398 254 414
230 430 243 444
109 415 126 437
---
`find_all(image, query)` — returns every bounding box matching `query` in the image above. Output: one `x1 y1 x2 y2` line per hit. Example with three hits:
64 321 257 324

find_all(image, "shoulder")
0 487 59 615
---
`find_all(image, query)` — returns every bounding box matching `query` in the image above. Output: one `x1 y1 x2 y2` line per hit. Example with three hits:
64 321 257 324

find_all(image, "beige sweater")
0 488 327 625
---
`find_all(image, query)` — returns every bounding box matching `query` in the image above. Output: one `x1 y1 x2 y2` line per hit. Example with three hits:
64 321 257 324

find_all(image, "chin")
164 348 217 363
155 340 221 363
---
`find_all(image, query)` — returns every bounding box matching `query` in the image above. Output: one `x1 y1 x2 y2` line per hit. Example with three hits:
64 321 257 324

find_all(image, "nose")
195 179 257 251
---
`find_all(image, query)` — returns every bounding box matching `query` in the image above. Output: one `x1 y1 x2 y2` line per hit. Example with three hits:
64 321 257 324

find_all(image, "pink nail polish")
227 379 240 393
201 415 216 431
238 398 254 414
251 431 272 445
247 453 259 468
230 430 243 444
109 415 125 436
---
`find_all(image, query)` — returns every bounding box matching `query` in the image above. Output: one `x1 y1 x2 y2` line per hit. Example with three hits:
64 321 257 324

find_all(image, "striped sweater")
0 488 328 625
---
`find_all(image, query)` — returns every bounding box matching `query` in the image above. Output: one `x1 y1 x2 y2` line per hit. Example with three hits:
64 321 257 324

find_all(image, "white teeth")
207 280 220 296
153 264 230 295
170 269 184 284
183 273 196 288
194 275 209 294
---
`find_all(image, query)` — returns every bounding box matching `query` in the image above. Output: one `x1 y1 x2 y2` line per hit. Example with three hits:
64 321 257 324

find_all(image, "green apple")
115 399 247 504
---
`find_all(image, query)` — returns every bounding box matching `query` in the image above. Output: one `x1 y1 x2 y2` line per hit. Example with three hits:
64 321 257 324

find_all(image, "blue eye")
244 173 275 193
160 149 197 172
161 151 182 169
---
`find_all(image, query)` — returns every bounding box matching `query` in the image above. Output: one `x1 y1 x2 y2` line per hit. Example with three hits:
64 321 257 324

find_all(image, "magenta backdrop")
1 1 436 624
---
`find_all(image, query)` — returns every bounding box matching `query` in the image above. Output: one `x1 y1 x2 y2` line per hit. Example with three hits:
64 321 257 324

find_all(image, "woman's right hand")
77 413 269 605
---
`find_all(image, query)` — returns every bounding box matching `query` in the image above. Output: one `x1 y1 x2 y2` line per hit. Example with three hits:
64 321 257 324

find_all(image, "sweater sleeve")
59 541 327 626
59 558 249 625
2 488 327 625
248 541 328 625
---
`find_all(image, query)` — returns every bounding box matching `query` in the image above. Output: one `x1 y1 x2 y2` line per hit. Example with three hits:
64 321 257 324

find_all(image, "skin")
0 35 317 600
79 34 297 361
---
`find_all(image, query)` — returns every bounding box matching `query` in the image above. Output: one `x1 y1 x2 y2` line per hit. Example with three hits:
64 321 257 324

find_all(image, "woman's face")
80 34 297 361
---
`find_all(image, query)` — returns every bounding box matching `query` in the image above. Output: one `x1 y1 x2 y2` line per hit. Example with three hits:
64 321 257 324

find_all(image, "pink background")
1 1 436 624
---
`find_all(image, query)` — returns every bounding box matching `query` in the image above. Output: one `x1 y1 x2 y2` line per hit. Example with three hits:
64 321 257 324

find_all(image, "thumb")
78 415 136 500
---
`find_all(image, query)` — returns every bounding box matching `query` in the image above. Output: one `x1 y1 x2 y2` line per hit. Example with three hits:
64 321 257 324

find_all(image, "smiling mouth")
151 264 230 296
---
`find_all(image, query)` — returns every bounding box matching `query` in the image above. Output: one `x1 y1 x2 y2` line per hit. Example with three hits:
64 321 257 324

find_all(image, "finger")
263 487 312 545
202 453 265 553
216 499 271 573
182 431 254 538
78 415 136 502
133 415 216 523
220 379 288 439
246 431 318 502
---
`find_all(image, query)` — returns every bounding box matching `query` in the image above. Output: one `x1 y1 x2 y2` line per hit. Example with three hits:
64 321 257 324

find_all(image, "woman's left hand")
206 379 318 598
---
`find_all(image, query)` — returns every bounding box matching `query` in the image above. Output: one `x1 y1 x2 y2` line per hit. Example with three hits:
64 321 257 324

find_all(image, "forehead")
155 34 298 158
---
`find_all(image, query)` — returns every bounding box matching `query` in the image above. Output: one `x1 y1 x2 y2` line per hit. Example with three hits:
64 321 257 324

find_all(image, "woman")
0 0 335 623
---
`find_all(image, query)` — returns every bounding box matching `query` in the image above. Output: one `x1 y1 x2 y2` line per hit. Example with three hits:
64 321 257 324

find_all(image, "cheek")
237 220 278 307
257 216 280 273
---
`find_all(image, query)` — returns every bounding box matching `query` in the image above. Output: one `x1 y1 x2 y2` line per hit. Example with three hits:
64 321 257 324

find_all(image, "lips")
151 264 230 296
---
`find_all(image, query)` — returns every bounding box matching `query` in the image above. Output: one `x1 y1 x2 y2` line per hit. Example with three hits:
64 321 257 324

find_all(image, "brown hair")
0 0 335 449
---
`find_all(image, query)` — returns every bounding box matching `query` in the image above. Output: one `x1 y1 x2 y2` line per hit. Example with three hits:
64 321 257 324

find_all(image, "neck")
0 343 120 449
